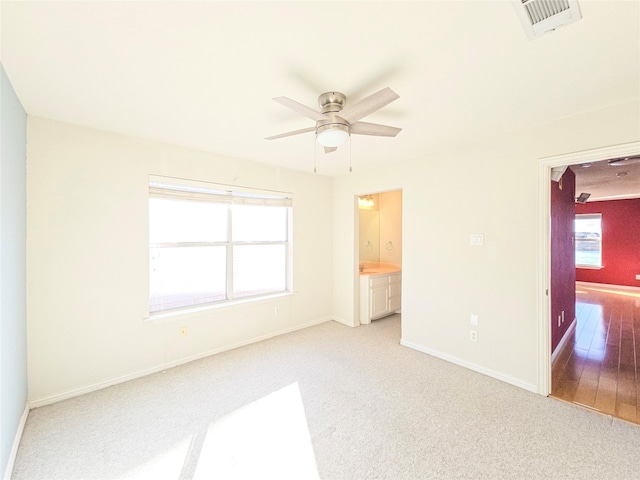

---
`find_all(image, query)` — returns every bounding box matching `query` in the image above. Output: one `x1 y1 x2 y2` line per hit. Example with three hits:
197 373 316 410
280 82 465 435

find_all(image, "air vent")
514 0 582 40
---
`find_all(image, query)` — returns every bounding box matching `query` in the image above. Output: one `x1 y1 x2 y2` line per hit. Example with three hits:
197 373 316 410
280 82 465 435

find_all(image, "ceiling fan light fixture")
316 124 350 147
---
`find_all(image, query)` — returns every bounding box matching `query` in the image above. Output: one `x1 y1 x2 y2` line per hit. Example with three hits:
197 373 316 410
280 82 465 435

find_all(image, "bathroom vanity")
359 269 401 324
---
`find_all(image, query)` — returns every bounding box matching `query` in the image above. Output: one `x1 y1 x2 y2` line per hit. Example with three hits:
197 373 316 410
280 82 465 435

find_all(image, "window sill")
145 291 295 323
576 265 604 270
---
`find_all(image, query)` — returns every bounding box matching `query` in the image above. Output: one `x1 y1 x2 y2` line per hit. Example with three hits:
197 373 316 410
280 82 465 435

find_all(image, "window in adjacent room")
575 213 602 268
149 175 292 314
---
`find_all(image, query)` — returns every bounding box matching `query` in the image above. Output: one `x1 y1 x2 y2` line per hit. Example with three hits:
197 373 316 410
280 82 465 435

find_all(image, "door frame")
354 188 403 327
537 141 640 395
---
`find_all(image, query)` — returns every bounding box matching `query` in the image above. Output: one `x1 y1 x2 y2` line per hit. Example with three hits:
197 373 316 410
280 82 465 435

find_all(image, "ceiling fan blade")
324 146 337 154
339 87 399 124
350 121 402 137
265 126 315 140
272 96 326 122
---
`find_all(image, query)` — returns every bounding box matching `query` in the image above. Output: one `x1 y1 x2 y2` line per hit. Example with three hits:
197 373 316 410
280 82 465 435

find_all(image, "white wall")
333 100 640 391
26 117 333 405
0 64 28 478
379 190 402 266
22 99 640 404
358 209 380 264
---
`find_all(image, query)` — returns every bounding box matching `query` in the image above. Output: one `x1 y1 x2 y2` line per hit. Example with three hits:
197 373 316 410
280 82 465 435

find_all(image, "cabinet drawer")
370 276 389 287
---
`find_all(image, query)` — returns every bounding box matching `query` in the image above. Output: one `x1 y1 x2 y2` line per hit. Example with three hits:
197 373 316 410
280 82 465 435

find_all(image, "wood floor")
552 283 640 424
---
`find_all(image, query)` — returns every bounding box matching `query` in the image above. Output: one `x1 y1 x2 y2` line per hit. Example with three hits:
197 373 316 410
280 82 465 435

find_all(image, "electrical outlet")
179 326 187 337
470 314 479 326
636 274 640 280
274 307 280 316
470 330 478 342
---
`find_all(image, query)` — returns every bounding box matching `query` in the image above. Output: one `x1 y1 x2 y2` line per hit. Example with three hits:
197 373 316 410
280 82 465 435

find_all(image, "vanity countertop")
359 266 401 276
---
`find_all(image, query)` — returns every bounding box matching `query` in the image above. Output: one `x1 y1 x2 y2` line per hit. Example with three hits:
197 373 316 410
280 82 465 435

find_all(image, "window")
149 176 292 314
575 213 602 268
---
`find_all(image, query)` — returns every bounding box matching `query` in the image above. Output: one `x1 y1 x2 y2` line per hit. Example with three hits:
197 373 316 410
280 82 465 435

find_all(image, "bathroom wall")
379 190 402 266
359 210 380 263
358 194 380 264
358 190 402 266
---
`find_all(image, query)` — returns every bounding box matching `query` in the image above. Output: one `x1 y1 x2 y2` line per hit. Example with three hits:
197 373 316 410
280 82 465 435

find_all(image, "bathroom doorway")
358 190 402 270
356 189 403 326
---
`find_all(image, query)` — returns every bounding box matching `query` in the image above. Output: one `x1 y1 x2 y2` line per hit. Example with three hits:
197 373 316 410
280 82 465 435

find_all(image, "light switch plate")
470 234 484 246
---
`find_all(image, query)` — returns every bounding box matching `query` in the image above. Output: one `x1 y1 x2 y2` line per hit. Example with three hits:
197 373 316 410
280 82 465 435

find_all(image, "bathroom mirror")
359 209 380 264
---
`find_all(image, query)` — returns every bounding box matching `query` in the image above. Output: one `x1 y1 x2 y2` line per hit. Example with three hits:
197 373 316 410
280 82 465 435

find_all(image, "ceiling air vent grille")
514 0 582 40
523 0 570 24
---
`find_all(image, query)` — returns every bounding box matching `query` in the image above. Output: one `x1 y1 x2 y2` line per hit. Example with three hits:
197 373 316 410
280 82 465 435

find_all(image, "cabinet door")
389 274 402 312
371 285 390 319
389 282 401 298
389 294 401 312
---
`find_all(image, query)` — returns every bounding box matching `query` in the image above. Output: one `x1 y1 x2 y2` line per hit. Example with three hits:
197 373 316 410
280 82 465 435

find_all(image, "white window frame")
148 175 293 315
575 213 603 269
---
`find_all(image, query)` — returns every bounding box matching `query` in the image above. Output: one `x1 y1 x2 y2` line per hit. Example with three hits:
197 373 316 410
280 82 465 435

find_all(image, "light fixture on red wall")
576 193 591 203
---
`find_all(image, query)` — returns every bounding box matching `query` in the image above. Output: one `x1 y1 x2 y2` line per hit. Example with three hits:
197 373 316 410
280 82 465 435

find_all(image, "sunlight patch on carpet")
193 382 319 480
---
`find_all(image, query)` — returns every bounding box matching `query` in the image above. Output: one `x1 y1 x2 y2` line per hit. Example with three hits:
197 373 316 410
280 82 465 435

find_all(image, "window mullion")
150 241 225 248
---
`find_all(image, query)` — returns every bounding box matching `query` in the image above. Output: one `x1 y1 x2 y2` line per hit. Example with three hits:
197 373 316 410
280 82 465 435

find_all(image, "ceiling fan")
266 87 402 153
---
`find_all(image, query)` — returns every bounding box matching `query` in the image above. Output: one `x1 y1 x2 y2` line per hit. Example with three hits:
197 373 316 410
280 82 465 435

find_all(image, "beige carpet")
12 315 640 479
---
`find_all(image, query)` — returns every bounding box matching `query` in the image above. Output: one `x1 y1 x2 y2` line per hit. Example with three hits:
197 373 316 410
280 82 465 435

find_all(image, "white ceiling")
1 1 639 177
572 156 640 202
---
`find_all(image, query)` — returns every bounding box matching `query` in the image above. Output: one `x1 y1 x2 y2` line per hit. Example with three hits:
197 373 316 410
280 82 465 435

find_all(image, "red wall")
575 198 640 287
550 168 576 353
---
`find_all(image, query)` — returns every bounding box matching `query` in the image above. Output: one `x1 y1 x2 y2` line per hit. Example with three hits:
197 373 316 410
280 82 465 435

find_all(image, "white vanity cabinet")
360 271 401 324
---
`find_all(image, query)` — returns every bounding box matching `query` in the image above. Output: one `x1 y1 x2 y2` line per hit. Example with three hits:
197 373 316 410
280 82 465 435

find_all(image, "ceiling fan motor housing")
316 91 350 141
318 91 346 113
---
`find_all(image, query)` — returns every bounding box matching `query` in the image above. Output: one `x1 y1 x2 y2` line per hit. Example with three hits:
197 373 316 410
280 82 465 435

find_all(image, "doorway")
356 189 403 326
537 141 640 398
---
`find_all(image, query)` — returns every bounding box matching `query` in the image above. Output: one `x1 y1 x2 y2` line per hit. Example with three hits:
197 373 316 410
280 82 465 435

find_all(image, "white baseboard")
400 339 538 394
3 403 29 480
551 317 577 365
577 281 640 292
332 316 359 328
30 316 333 408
